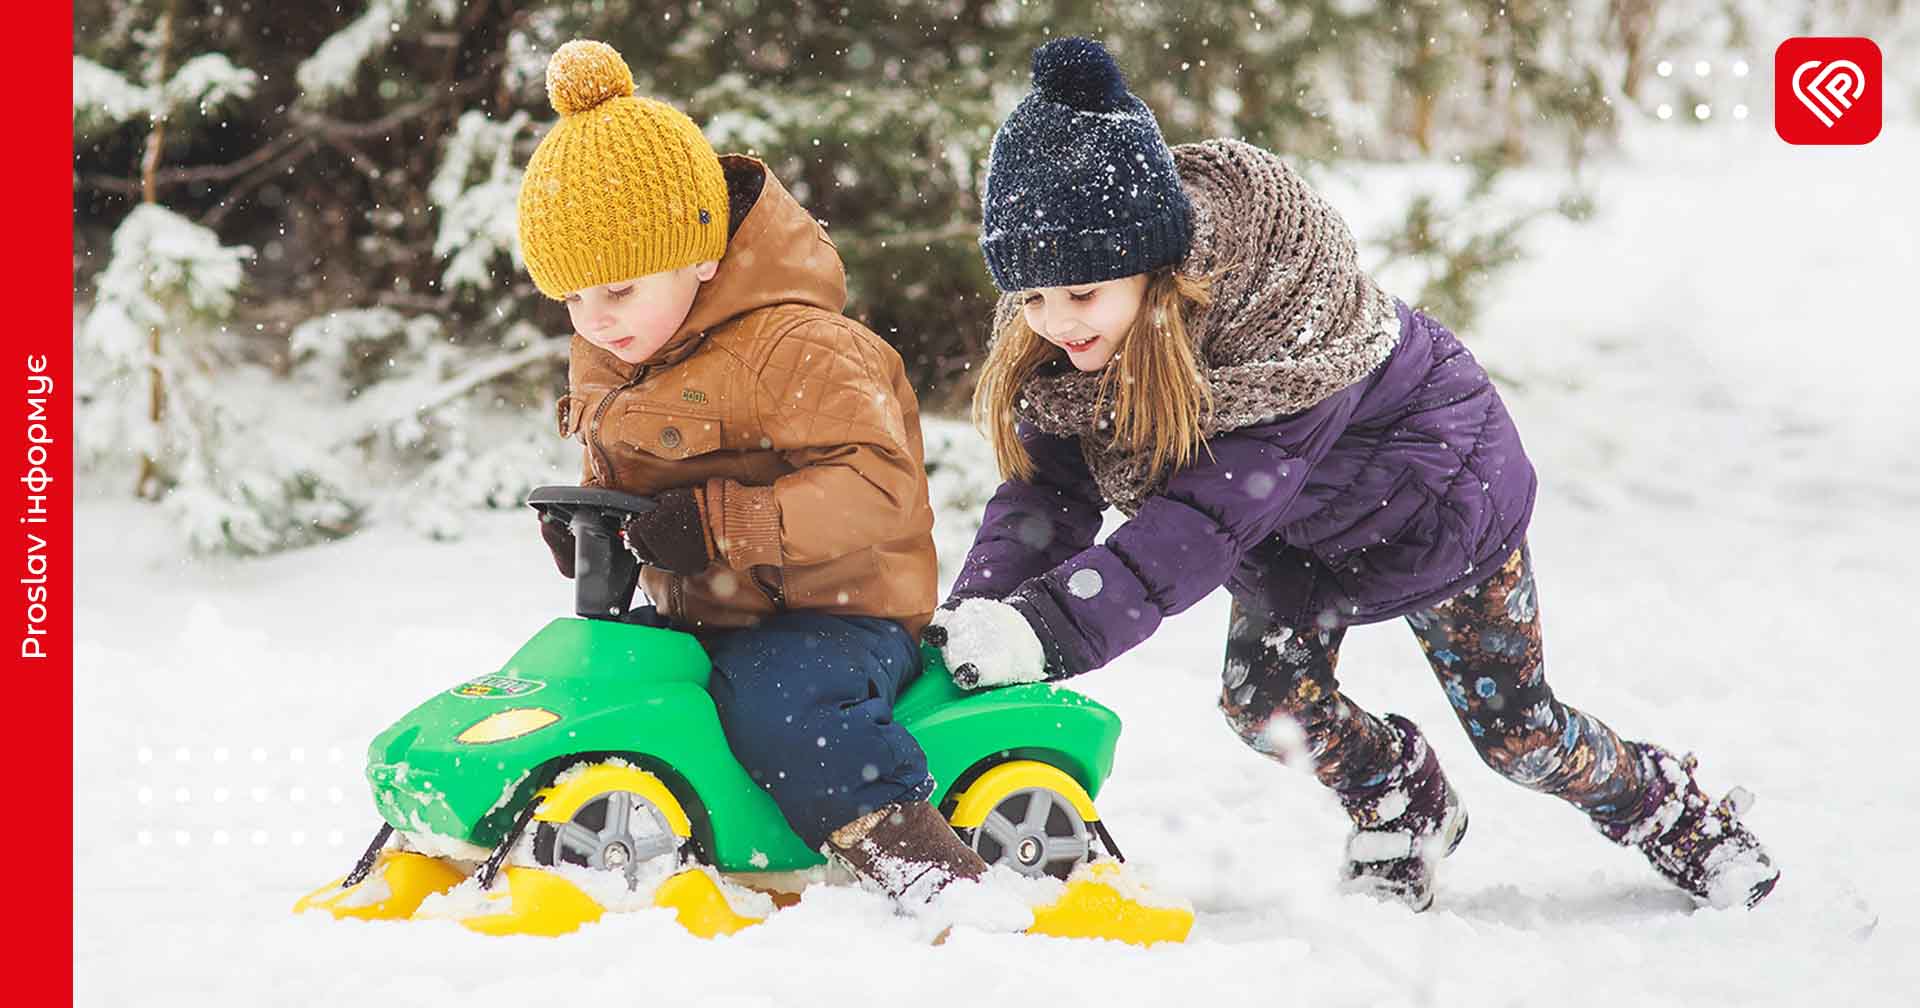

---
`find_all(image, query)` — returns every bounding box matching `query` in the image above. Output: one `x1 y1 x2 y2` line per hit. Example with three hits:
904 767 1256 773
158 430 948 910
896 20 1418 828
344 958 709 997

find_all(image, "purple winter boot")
1596 742 1780 909
1338 714 1469 912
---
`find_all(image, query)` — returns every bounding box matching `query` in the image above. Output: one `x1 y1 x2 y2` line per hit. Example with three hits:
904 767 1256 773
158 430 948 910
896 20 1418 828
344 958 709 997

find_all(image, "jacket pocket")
616 404 725 461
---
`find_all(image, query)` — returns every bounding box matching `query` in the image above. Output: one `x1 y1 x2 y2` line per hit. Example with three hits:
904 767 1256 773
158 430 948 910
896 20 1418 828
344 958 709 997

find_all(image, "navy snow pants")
703 610 935 849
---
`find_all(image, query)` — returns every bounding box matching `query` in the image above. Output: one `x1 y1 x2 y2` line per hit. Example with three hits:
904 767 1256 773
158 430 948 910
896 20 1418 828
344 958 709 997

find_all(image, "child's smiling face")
1019 272 1150 371
565 260 720 364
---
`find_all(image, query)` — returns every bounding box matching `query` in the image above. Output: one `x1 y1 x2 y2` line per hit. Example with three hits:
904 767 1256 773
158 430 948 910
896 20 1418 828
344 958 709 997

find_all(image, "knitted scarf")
1006 138 1403 515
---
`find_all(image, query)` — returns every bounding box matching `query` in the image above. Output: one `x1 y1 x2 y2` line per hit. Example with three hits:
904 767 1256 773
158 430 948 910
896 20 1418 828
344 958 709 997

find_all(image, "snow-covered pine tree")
76 0 577 548
284 100 571 541
1075 1 1614 326
271 4 584 541
78 202 362 554
77 1 1920 556
75 0 361 554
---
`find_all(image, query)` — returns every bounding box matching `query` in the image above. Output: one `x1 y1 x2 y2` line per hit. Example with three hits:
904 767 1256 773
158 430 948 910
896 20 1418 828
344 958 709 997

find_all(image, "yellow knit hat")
515 40 729 299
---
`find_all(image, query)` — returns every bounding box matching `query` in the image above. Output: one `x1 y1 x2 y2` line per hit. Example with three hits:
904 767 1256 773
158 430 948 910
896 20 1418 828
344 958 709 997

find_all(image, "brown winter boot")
826 800 990 911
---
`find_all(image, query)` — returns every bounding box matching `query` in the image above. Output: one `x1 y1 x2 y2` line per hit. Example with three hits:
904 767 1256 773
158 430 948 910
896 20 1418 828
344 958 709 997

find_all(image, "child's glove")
538 513 575 579
922 597 1049 690
621 488 711 575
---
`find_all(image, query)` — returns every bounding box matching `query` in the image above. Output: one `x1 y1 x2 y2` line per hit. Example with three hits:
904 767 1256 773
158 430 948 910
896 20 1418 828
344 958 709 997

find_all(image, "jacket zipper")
585 363 654 484
584 344 707 624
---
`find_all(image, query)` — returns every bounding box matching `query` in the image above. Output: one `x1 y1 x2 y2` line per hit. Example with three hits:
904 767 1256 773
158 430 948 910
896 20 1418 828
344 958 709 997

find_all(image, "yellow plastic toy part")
292 851 467 921
946 760 1100 830
654 869 766 937
1027 862 1194 946
532 764 693 838
459 866 606 937
450 866 768 939
439 764 701 936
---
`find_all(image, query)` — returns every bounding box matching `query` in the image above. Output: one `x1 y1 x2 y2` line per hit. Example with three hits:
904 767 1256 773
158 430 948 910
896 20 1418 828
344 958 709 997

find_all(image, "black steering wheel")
526 485 665 624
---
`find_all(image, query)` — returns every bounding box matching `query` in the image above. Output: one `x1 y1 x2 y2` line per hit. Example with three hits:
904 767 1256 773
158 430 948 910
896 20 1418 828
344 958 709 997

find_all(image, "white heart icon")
1792 59 1868 127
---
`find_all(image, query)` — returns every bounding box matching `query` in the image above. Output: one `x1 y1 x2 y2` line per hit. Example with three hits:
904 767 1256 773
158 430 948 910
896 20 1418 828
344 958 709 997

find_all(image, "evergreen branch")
78 53 503 198
309 130 386 185
79 131 307 195
198 137 321 229
374 290 457 314
288 52 504 140
328 333 568 451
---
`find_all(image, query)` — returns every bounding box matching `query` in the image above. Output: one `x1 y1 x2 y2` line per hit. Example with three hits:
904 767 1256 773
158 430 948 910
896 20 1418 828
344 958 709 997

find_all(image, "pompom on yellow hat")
516 40 728 299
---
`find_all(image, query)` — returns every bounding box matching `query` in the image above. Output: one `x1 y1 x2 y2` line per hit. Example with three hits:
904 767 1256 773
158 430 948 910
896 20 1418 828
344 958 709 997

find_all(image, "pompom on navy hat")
978 37 1194 292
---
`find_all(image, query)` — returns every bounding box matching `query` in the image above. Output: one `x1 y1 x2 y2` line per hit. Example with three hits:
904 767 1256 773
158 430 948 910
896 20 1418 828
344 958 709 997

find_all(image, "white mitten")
924 597 1048 690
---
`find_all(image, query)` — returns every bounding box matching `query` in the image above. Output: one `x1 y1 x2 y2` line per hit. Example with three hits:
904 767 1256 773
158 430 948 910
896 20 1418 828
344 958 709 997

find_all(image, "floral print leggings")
1219 542 1645 822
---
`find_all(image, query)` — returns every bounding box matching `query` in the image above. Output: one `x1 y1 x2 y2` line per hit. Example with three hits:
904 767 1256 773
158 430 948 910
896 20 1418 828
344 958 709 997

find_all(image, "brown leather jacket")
557 156 937 635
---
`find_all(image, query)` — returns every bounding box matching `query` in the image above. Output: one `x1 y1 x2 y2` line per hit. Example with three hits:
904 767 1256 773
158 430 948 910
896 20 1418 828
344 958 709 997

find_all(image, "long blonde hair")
973 267 1215 482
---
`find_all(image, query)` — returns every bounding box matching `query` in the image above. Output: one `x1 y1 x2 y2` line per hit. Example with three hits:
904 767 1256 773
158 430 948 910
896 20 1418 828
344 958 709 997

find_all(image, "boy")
516 39 994 916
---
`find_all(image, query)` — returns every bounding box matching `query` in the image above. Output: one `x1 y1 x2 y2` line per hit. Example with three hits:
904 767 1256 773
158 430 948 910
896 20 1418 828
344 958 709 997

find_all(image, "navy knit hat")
978 37 1194 292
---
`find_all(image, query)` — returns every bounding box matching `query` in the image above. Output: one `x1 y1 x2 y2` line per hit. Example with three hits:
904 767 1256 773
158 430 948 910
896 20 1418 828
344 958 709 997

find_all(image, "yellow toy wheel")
528 763 691 883
946 760 1100 881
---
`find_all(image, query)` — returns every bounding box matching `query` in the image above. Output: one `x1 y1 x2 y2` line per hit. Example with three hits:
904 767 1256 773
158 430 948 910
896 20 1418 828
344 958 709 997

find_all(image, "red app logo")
1776 37 1882 145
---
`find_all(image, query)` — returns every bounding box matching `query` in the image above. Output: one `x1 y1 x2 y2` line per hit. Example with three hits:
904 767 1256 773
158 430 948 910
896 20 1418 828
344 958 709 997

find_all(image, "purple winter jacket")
950 299 1537 678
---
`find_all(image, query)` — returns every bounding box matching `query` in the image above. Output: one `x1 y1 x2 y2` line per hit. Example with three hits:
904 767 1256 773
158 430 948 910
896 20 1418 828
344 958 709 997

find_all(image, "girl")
924 37 1779 912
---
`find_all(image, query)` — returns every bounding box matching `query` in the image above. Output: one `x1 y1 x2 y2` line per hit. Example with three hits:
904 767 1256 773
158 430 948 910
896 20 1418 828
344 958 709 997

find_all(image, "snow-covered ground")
76 121 1918 1005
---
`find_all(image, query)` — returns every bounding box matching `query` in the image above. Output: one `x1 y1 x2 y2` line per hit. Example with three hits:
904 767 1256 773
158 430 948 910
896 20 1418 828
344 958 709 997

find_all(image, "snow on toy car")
295 485 1190 943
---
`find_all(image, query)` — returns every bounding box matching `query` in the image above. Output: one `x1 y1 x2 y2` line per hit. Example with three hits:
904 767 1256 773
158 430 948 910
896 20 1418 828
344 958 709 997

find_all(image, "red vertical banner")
7 0 74 1001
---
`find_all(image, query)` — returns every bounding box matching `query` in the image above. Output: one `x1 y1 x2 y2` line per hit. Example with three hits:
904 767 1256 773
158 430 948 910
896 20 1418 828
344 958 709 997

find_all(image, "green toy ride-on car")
295 485 1190 943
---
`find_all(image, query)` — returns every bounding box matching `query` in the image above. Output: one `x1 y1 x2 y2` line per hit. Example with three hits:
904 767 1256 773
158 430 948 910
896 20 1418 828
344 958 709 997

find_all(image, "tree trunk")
1615 0 1658 103
134 0 177 500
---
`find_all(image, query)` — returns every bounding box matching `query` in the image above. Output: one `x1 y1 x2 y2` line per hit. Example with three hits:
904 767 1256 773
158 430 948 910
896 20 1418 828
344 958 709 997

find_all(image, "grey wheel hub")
967 786 1092 881
539 789 680 884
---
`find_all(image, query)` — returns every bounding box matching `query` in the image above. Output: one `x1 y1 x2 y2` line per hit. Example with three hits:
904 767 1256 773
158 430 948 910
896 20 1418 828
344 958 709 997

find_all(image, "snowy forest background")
72 0 1920 554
